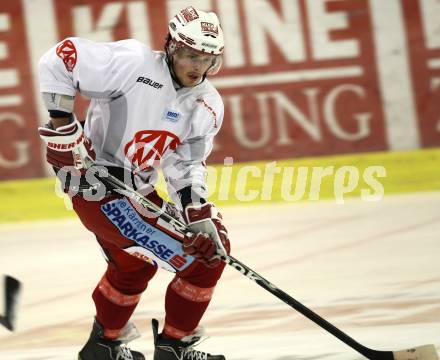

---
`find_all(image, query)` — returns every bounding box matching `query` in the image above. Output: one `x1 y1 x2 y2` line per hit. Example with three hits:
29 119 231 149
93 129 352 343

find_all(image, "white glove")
38 118 95 171
183 203 230 260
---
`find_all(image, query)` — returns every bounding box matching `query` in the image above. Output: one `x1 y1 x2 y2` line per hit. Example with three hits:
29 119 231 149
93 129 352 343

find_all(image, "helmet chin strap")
165 48 184 90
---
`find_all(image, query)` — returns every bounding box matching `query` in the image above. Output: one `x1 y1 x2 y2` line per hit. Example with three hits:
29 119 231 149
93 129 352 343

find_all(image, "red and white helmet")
167 6 224 75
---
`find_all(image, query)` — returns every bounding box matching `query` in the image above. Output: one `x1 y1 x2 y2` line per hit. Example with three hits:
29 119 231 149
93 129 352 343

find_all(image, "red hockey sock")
92 261 156 339
92 275 143 339
163 261 225 339
164 278 213 338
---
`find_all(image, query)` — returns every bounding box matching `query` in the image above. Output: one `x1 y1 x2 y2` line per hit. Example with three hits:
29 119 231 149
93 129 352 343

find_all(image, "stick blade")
393 345 439 360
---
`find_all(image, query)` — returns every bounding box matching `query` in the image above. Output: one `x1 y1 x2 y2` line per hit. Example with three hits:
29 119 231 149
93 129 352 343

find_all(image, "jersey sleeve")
162 93 224 208
38 37 145 98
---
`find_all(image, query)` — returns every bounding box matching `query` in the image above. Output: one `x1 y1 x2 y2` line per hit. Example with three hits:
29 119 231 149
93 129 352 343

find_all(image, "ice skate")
78 319 145 360
152 319 225 360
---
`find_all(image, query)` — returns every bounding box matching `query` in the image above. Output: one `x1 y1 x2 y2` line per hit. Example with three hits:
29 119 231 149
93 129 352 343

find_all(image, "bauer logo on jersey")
124 130 181 172
165 109 181 123
101 198 194 272
136 76 163 89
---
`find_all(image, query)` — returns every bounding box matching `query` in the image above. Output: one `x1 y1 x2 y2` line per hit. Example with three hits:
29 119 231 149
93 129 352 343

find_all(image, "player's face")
173 47 215 87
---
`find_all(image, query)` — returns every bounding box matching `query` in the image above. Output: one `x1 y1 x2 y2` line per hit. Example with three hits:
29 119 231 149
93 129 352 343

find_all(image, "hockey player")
38 6 229 360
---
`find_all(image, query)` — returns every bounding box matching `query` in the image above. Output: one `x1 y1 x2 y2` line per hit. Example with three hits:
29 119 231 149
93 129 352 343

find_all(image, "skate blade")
393 344 439 360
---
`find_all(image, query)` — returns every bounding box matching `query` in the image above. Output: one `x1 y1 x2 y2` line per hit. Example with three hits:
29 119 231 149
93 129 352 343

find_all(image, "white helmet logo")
201 22 218 35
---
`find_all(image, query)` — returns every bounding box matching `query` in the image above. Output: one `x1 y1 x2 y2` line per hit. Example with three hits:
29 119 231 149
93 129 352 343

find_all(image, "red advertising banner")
0 0 439 180
402 0 440 148
210 0 387 162
0 2 44 180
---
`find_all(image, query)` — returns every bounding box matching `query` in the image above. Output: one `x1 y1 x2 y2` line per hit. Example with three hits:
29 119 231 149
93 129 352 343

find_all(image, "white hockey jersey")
38 37 224 205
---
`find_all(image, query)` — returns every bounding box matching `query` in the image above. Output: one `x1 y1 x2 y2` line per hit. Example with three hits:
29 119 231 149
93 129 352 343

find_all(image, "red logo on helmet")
56 39 77 72
124 130 180 172
180 6 199 23
201 22 218 35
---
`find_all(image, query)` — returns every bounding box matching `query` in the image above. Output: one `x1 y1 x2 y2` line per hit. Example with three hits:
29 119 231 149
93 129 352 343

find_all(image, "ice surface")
0 192 439 359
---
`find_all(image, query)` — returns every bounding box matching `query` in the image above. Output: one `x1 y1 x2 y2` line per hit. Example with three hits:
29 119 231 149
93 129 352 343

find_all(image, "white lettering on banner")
0 70 18 89
127 2 150 45
307 0 359 59
273 89 321 144
15 0 432 170
369 0 420 150
0 41 7 59
244 0 305 65
73 2 151 44
210 67 363 88
0 13 9 31
0 96 21 107
324 84 371 140
226 85 371 149
0 113 29 168
217 0 245 67
22 0 58 176
428 59 440 70
0 14 9 59
432 78 440 91
420 0 440 49
430 78 440 132
0 12 28 170
228 94 271 149
0 14 22 108
217 0 359 67
167 0 212 19
74 3 124 41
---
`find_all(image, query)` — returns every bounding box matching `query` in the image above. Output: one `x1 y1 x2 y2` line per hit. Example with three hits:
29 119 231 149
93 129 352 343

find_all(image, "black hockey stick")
0 275 21 331
80 158 438 360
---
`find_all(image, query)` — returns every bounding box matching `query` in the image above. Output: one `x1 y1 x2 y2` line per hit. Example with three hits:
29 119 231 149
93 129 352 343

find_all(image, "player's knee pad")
105 263 157 294
177 259 226 288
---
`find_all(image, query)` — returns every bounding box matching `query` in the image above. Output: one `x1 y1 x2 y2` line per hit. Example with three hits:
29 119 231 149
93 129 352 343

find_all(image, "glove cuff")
38 117 85 152
184 202 221 224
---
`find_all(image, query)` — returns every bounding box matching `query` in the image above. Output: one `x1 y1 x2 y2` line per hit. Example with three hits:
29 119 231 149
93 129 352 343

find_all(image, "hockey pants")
72 193 227 339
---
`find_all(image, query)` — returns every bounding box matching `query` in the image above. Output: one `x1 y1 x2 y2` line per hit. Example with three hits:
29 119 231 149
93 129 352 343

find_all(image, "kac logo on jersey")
124 130 180 172
165 110 181 123
56 39 77 72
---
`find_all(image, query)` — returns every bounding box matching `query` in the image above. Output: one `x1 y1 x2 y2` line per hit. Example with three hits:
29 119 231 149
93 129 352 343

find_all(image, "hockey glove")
38 118 95 172
183 203 230 267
